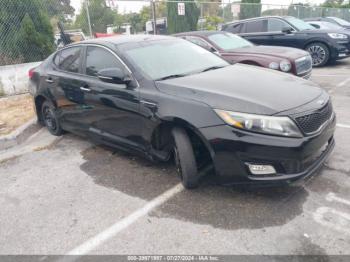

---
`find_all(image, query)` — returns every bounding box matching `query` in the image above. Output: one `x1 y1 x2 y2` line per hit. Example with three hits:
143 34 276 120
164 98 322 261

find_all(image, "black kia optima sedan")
29 35 336 189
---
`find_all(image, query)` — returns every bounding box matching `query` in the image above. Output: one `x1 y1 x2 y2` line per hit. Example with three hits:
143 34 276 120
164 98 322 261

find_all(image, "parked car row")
175 31 312 78
222 16 350 67
29 34 336 189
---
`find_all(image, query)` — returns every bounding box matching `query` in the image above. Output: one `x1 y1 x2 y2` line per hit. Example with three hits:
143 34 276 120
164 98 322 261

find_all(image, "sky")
70 0 327 15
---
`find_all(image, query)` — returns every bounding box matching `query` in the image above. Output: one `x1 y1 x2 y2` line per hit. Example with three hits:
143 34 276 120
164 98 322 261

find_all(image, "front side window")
119 39 228 80
245 20 267 33
208 33 253 50
85 46 124 77
55 47 81 73
268 18 291 32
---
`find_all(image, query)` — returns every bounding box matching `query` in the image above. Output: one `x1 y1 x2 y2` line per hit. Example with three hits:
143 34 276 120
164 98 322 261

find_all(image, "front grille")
295 55 312 75
295 101 333 135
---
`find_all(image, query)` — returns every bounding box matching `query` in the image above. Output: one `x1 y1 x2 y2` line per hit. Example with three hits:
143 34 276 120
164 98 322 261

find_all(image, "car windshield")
208 32 253 50
119 39 229 80
329 17 350 26
285 17 315 31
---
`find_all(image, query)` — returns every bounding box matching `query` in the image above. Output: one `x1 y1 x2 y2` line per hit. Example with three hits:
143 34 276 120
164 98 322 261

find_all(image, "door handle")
80 86 91 92
45 78 54 83
140 100 157 109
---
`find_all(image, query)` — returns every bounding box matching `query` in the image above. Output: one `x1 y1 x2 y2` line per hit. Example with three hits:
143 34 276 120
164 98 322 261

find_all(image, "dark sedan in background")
29 35 335 189
222 16 350 66
175 31 312 78
305 17 350 30
305 20 346 31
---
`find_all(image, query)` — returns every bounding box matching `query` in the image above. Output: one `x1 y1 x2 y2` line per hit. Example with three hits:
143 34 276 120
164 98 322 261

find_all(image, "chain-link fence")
1 0 350 67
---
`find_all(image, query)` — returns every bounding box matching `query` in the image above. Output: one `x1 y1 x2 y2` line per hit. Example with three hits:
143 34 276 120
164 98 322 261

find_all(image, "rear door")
79 45 143 150
239 19 272 45
48 46 89 133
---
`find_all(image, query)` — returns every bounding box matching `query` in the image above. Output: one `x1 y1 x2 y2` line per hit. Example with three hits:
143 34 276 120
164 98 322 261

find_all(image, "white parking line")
327 76 350 94
326 193 350 207
337 123 350 129
65 183 184 257
337 77 350 88
312 74 349 77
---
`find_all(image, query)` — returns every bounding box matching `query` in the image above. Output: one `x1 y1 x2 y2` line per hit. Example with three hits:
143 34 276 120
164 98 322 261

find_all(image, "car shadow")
80 145 309 230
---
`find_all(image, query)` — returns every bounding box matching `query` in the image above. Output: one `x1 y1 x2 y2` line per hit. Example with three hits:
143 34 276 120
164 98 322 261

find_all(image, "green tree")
322 0 345 8
167 1 200 34
74 0 115 35
0 0 55 65
203 16 224 30
239 0 262 19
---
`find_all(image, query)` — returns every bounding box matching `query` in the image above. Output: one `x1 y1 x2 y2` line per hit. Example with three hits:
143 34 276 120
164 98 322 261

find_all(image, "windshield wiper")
200 65 226 73
155 74 187 81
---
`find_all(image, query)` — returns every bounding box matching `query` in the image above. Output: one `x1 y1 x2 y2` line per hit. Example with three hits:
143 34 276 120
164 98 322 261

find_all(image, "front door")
79 45 143 151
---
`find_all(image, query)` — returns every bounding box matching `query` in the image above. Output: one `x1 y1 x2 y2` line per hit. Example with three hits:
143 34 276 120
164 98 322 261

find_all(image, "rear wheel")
171 127 199 189
41 101 63 136
306 42 330 67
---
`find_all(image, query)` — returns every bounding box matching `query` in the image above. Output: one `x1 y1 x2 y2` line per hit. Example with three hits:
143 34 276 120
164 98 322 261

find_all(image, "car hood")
155 64 323 115
225 45 308 60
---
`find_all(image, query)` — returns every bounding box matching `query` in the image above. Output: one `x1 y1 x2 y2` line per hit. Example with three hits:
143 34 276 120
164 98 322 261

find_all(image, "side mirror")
97 68 131 85
282 26 293 34
209 47 216 53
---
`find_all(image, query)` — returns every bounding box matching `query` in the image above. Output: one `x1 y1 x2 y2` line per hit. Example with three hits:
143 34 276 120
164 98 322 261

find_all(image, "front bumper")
331 41 350 60
199 116 335 185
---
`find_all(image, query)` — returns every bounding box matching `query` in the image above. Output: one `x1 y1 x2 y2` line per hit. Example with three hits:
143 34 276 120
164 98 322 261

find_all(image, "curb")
0 118 41 151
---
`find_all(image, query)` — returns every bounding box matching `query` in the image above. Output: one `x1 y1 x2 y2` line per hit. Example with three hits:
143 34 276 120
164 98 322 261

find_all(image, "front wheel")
41 101 63 136
171 127 199 189
306 42 330 67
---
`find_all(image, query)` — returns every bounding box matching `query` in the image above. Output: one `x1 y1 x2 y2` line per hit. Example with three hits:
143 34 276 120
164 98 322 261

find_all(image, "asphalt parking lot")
0 61 350 256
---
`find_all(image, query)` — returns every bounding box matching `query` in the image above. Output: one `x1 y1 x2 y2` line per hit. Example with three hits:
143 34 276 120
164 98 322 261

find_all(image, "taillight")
28 67 36 79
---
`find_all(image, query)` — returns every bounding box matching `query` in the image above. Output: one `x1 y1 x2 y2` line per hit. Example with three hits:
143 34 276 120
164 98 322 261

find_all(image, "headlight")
214 109 303 138
280 60 291 72
269 62 279 70
328 33 348 39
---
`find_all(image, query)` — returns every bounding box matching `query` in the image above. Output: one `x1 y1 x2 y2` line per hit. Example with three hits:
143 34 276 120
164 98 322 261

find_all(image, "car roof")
67 34 175 47
174 31 224 37
304 17 323 21
224 16 287 26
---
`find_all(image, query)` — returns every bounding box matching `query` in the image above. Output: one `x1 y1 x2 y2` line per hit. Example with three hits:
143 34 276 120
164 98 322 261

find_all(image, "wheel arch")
34 94 56 124
303 40 330 51
150 117 215 167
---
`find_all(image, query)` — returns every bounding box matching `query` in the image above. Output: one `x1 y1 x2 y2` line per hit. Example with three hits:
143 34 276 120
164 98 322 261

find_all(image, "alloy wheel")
308 45 326 66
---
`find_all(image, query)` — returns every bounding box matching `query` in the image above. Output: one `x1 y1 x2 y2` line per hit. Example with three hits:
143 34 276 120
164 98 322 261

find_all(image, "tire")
171 127 199 189
41 101 63 136
306 42 330 67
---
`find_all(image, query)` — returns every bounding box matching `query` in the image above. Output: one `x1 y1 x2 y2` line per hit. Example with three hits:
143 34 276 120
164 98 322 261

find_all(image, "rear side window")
85 46 124 77
267 18 291 32
224 23 242 33
244 20 266 33
54 47 81 73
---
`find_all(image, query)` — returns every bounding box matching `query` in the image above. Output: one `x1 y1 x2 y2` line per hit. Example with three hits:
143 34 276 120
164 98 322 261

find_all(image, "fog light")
247 164 276 175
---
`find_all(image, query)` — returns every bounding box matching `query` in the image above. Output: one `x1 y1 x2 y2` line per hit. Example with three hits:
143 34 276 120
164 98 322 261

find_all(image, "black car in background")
222 16 350 66
306 20 346 31
29 35 335 189
304 17 350 30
